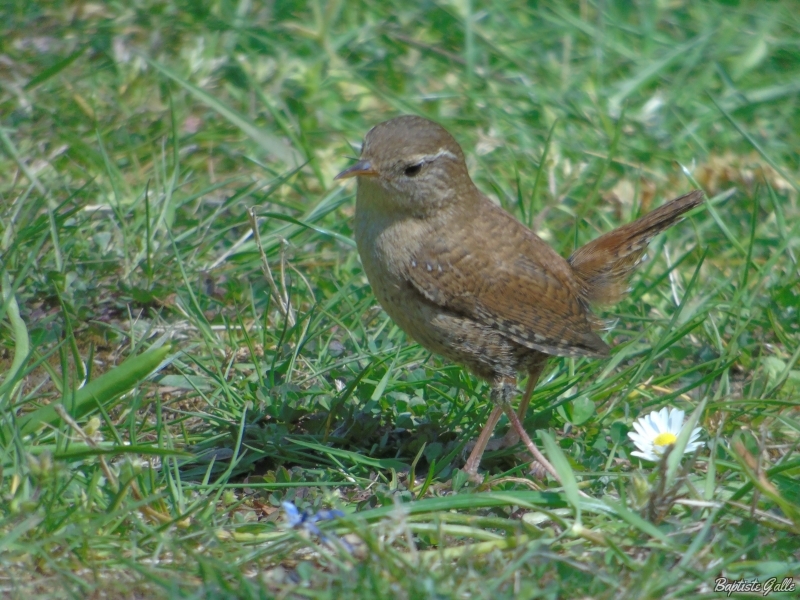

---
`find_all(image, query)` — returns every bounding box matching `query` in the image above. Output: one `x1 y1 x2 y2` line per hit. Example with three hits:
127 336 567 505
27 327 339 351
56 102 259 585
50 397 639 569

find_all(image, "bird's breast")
355 206 426 292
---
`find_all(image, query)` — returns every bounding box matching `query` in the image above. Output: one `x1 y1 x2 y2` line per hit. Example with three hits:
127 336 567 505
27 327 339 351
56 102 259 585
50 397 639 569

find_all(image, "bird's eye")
404 163 423 177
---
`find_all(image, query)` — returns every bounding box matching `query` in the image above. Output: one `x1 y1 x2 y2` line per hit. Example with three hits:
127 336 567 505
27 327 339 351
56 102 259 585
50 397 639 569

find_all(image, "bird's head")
335 115 474 214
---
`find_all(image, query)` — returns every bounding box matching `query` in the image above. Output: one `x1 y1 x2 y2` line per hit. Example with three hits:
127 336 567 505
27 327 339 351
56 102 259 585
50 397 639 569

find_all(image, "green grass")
1 1 799 597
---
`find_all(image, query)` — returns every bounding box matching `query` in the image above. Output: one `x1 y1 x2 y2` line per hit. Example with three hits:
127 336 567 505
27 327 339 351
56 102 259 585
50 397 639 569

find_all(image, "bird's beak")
334 160 379 180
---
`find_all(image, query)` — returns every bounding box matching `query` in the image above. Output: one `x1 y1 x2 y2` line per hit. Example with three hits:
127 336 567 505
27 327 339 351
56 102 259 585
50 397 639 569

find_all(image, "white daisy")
628 407 703 461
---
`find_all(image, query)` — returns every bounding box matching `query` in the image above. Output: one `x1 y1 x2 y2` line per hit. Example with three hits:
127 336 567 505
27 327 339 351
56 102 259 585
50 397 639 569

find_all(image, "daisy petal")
669 409 685 433
631 450 657 461
656 407 670 431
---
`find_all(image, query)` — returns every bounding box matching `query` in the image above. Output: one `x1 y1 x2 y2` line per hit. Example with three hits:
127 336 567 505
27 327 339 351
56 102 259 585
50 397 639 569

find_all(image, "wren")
336 115 704 479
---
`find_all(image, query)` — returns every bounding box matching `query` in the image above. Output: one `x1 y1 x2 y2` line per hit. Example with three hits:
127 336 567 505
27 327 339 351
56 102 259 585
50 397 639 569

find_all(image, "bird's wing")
406 215 609 359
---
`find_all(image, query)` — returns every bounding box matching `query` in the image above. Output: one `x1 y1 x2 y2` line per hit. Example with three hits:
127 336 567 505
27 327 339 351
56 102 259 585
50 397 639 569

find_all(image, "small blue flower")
282 501 304 527
282 502 351 552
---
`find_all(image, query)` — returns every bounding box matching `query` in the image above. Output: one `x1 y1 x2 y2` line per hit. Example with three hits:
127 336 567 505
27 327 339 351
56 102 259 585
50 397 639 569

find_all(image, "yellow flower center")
653 432 677 447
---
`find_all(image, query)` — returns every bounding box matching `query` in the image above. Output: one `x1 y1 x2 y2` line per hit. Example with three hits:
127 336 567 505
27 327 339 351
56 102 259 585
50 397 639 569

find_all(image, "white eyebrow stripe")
430 148 458 161
411 148 458 164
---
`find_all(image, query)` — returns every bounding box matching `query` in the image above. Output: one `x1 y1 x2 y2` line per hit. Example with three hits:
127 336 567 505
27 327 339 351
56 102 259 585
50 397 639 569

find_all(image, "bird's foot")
527 460 549 480
463 434 509 455
495 430 547 479
460 467 485 484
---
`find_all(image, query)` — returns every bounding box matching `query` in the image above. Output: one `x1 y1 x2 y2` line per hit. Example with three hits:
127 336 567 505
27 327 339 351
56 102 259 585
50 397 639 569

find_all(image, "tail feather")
568 190 704 306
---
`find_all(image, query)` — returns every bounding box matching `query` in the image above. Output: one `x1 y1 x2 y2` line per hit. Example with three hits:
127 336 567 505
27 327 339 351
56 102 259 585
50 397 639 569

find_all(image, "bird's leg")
499 358 548 448
462 375 561 484
461 377 516 478
500 404 560 482
484 376 561 482
462 405 504 477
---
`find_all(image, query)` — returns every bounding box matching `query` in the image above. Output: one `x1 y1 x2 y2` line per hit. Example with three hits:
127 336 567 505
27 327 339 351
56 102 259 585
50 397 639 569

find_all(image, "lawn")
1 1 799 598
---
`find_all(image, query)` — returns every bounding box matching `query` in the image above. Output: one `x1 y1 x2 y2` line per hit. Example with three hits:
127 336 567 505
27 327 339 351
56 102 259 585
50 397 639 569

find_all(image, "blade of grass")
9 343 172 437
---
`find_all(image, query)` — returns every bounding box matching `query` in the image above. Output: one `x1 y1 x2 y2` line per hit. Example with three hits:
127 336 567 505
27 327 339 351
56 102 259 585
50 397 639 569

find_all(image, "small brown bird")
336 115 703 480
